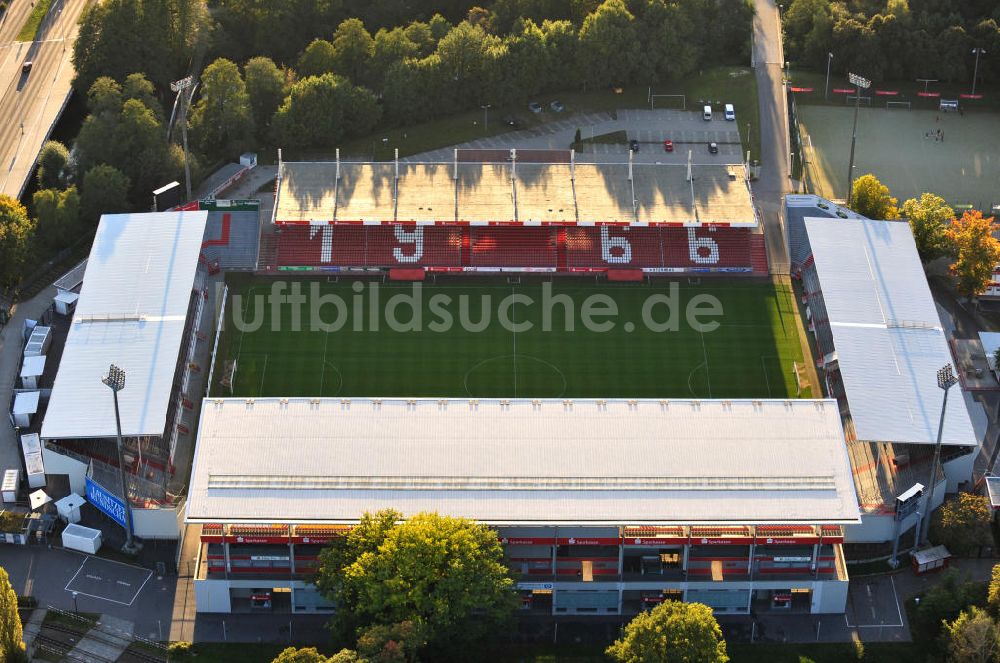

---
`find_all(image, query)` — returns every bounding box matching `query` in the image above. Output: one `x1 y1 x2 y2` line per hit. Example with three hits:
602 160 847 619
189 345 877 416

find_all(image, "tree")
316 510 517 659
122 73 163 121
370 27 418 87
577 0 641 88
911 569 988 651
35 141 70 190
357 621 422 663
271 647 348 663
988 563 1000 617
946 211 1000 298
298 39 339 78
943 607 1000 663
931 493 994 556
32 187 81 250
273 74 380 148
330 18 375 84
245 57 287 136
81 165 131 224
606 600 729 663
850 173 900 219
0 196 36 291
72 0 211 92
190 58 255 162
902 193 955 262
0 567 24 660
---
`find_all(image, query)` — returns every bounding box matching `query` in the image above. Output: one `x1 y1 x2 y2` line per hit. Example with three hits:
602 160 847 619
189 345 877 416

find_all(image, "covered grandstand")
41 211 208 533
186 397 859 615
795 206 984 542
266 153 767 274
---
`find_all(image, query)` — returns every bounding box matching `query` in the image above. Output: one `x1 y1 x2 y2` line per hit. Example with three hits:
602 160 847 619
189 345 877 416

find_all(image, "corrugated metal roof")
805 217 978 447
186 398 860 526
42 212 208 439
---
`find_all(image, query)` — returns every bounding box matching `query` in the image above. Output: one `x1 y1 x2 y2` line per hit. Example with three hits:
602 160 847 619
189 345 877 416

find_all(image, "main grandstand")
264 150 767 274
186 397 859 615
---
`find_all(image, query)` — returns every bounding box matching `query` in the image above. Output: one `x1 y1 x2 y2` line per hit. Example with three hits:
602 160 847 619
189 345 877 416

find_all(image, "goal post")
650 94 686 111
845 95 873 106
886 100 911 110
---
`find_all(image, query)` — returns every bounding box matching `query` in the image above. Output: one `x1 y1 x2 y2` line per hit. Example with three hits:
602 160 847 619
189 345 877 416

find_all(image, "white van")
724 104 735 121
703 105 712 121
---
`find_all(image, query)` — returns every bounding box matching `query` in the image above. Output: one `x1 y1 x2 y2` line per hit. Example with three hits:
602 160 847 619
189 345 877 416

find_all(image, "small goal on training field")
649 93 686 110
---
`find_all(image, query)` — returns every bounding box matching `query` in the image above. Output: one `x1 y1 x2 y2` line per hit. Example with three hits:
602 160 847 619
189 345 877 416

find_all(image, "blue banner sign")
85 476 129 531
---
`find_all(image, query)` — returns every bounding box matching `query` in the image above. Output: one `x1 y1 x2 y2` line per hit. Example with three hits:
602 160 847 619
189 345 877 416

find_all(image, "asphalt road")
751 0 792 273
0 0 88 199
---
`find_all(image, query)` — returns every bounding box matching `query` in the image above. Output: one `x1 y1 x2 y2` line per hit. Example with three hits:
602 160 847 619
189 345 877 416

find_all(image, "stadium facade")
263 151 768 276
186 398 859 615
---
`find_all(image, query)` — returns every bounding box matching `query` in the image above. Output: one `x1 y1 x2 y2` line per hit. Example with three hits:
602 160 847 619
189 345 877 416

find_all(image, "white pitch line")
510 286 518 398
699 329 712 397
63 559 88 592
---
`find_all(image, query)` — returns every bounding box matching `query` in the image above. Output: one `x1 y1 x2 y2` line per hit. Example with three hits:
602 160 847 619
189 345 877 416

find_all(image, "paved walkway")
20 606 45 651
0 285 57 477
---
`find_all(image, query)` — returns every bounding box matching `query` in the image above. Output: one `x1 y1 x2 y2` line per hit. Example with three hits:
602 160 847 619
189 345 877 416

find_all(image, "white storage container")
55 494 86 523
2 470 19 502
20 433 45 489
11 391 39 428
62 523 102 554
53 291 79 316
19 355 45 390
23 326 51 357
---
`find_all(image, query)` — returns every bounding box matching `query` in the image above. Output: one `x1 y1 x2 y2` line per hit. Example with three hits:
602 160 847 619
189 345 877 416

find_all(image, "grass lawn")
17 0 52 41
42 610 99 633
275 66 761 163
214 277 806 399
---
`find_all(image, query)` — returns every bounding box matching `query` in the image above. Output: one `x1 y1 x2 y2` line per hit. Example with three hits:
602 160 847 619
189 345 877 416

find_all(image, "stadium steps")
556 227 568 270
749 233 769 275
257 233 277 269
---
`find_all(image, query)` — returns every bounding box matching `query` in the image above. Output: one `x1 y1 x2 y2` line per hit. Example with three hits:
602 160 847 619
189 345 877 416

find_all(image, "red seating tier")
274 224 756 271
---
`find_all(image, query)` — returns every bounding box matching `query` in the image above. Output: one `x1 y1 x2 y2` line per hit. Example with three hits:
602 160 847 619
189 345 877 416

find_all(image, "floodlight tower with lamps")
845 72 871 207
918 364 959 547
971 48 987 97
102 364 140 554
168 76 196 202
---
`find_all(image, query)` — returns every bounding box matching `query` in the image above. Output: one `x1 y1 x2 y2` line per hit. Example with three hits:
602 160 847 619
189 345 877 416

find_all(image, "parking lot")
65 555 153 606
845 574 905 631
407 109 745 164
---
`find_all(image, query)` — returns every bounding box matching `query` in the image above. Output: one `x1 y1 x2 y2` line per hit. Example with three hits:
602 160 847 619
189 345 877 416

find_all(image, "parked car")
663 139 674 152
629 139 640 152
22 61 33 75
528 102 542 113
550 100 565 112
504 116 521 128
708 142 719 154
724 103 735 121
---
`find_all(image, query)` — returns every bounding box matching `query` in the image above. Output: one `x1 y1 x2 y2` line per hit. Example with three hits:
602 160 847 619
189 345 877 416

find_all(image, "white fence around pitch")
204 284 229 397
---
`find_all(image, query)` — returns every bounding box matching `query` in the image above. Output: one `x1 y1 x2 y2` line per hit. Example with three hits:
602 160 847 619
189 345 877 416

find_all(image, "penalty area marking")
463 354 567 399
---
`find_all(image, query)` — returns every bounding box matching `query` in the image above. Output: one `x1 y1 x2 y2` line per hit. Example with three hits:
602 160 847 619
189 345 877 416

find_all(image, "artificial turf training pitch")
214 277 807 400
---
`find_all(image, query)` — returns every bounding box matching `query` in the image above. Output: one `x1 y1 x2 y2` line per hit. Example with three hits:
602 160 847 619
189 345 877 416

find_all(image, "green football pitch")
213 277 809 399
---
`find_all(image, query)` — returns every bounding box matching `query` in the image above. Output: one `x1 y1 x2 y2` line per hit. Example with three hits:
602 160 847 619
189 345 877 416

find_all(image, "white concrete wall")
943 452 975 492
194 579 232 613
41 447 87 495
845 479 946 543
132 506 181 539
812 579 849 614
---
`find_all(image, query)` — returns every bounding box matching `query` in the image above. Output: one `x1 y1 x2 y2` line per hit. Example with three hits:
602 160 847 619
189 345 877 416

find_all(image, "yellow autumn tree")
945 211 1000 297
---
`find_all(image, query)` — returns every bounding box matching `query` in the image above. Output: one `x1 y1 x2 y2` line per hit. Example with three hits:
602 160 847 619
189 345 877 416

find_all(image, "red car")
663 139 674 152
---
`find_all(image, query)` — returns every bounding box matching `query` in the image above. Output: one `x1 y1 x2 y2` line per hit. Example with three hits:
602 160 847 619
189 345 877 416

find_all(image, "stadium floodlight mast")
824 52 833 100
971 48 987 97
168 76 196 202
844 73 871 207
102 364 140 554
918 364 959 548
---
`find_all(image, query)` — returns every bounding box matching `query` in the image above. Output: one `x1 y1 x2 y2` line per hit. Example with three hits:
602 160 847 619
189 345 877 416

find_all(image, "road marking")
85 574 103 581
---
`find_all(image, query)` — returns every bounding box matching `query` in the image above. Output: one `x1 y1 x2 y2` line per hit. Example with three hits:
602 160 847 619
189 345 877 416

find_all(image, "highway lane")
0 0 89 199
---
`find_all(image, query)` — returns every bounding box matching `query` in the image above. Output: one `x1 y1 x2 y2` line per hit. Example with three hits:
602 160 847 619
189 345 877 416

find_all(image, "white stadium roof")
42 211 208 440
186 398 860 526
804 217 978 447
